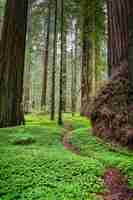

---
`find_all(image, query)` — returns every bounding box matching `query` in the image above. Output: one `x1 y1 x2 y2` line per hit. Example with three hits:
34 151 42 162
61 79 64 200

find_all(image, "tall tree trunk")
71 40 74 115
128 0 133 101
95 47 100 91
41 0 51 110
58 0 64 125
81 22 92 114
0 17 3 41
107 0 128 71
51 0 57 120
107 0 112 77
0 0 28 127
71 23 78 115
62 30 67 112
91 5 96 97
90 0 133 147
92 38 96 96
23 0 32 114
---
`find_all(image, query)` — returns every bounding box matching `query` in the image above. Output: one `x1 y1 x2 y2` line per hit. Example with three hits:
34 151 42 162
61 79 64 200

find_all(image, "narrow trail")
62 123 133 200
61 123 80 155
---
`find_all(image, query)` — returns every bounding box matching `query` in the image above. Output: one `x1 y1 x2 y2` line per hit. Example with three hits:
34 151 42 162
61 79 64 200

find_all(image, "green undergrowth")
0 113 133 200
69 128 133 189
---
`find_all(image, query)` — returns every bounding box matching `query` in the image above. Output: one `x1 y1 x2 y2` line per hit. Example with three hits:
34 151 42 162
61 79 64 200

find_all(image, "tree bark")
41 0 51 109
62 30 67 112
90 0 133 147
0 0 28 127
71 23 78 115
128 1 133 93
23 0 32 114
71 39 74 115
95 47 100 91
81 18 92 114
58 0 64 125
107 0 129 72
51 0 57 120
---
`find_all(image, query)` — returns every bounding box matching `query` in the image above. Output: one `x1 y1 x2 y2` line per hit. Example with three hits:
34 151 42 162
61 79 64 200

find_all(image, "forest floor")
0 114 133 200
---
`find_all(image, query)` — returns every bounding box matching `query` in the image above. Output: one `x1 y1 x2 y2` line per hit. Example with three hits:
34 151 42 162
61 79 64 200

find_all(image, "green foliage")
11 130 36 145
0 114 133 199
69 127 133 188
0 114 103 200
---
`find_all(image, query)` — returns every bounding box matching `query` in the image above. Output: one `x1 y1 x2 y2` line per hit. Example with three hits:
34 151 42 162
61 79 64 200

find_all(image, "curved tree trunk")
90 0 133 147
0 0 28 127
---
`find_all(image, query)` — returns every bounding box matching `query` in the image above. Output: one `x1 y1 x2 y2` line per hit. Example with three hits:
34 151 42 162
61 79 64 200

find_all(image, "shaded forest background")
0 0 107 118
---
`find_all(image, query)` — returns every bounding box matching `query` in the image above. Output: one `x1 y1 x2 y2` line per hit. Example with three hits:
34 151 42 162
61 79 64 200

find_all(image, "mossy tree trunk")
0 0 28 127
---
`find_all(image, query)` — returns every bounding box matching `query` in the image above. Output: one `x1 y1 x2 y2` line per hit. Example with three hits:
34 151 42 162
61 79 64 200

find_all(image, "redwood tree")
80 0 92 115
41 0 51 109
51 0 57 120
23 0 32 114
58 0 64 125
107 0 129 74
0 0 28 127
90 0 133 147
128 1 133 94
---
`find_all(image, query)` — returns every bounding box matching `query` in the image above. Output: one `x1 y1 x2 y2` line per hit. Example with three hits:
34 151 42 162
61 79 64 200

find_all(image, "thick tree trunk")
107 0 129 72
90 0 133 147
80 0 93 115
128 1 133 97
0 0 28 127
81 27 92 115
41 0 51 109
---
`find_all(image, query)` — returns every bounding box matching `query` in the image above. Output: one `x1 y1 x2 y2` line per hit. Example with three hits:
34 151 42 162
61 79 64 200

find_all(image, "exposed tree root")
103 168 133 200
88 60 133 148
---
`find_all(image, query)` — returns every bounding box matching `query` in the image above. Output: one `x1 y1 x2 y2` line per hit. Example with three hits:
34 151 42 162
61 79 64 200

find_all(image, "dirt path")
61 123 80 155
62 123 133 200
103 168 133 200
